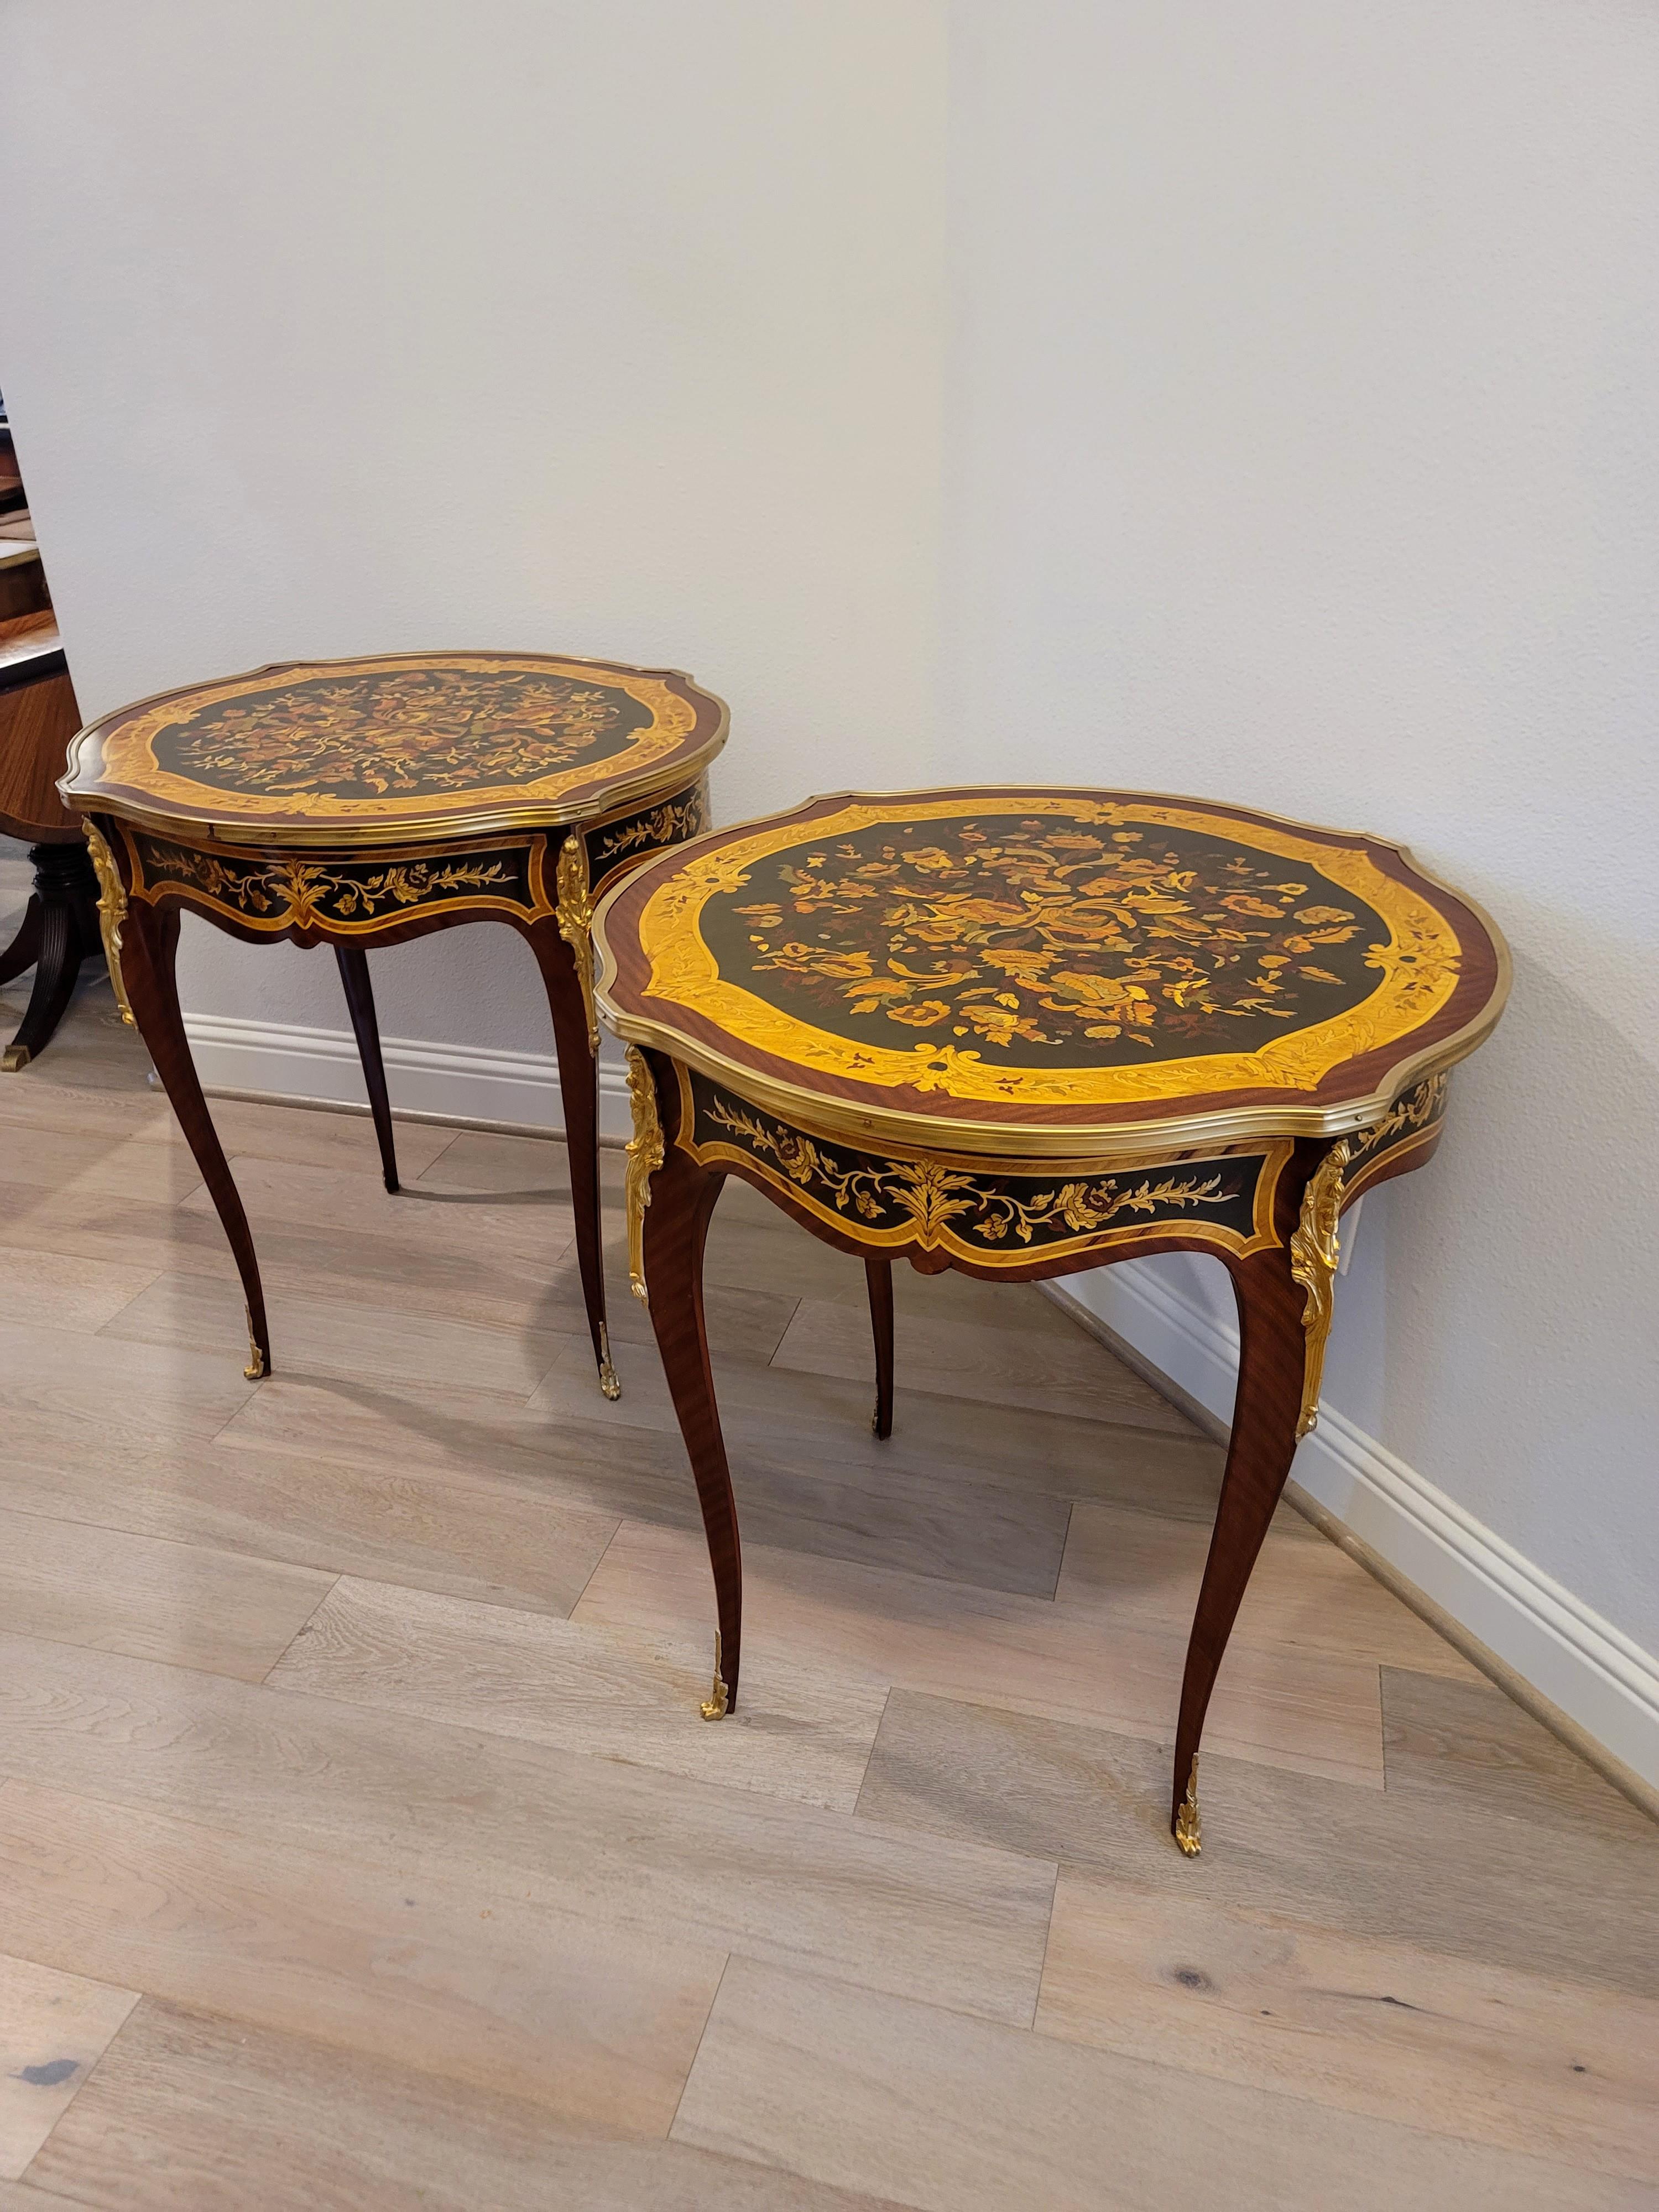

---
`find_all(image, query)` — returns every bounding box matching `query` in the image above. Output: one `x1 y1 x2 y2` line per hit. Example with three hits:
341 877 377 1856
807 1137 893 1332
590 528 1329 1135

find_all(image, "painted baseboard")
1049 1260 1659 1799
180 1009 635 1143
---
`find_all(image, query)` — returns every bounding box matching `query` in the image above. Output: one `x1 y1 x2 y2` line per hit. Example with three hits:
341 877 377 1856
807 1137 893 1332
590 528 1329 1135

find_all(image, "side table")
61 649 726 1392
593 787 1508 1852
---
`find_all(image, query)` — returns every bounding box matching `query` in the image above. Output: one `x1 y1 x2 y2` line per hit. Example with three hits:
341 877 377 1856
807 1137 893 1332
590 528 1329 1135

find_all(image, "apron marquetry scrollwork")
676 1068 1284 1269
126 829 551 936
586 777 709 899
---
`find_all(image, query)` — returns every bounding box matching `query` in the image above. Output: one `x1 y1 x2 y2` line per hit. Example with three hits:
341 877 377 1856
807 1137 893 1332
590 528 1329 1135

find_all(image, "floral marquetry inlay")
589 785 708 879
61 652 726 839
699 811 1397 1067
127 831 549 933
609 793 1475 1123
153 666 651 803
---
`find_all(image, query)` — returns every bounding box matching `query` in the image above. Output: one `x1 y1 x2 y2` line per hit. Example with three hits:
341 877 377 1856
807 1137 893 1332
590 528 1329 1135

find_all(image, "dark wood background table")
593 786 1509 1853
1 624 96 1071
61 648 726 1392
0 420 103 1071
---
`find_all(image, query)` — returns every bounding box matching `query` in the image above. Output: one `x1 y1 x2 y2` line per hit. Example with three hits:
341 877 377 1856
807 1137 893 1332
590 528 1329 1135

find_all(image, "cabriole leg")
636 1104 742 1719
121 901 272 1380
526 918 617 1400
865 1255 895 1439
1170 1243 1308 1855
333 943 399 1193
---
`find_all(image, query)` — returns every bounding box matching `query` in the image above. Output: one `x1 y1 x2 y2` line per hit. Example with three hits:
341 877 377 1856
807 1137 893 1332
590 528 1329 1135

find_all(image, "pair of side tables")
61 650 1509 1855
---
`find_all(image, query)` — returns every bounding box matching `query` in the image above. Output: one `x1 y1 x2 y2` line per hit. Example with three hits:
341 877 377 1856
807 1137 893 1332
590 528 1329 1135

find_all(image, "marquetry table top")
593 786 1510 1157
60 650 728 848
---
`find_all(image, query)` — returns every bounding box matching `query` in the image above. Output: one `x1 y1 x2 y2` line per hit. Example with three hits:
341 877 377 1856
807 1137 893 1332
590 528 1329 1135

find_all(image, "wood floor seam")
1026 1940 1659 2189
258 1574 347 1685
665 1952 733 2143
15 1986 140 2195
1025 1858 1061 2031
563 1521 628 1619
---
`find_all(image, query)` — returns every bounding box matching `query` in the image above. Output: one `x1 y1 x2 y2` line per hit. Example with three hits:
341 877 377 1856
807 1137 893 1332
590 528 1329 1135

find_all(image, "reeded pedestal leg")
865 1255 895 1439
333 943 399 1193
526 918 617 1399
1169 1243 1308 1854
1 843 102 1071
639 1140 743 1718
0 895 44 989
121 901 272 1379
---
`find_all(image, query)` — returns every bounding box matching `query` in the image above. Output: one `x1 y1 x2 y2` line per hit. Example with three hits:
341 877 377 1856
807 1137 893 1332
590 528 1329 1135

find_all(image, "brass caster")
1173 1756 1201 1858
243 1309 268 1382
698 1632 729 1721
596 1325 620 1401
2 1044 30 1072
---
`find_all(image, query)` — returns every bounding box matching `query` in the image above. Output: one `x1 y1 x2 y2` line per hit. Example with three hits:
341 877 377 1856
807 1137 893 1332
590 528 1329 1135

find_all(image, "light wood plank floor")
1 846 1656 2210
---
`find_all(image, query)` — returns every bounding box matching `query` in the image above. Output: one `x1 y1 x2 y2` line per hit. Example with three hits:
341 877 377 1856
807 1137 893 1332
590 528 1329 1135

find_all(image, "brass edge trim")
592 984 1496 1164
62 645 722 763
111 777 710 869
61 740 727 851
672 1061 1285 1177
60 682 728 850
554 831 600 1054
84 820 135 1026
129 825 550 863
623 1046 666 1306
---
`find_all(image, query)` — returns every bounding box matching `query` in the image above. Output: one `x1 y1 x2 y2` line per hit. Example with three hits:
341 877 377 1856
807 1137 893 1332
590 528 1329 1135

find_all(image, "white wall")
941 0 1659 1674
0 0 946 1053
3 2 1656 1759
